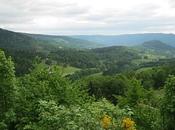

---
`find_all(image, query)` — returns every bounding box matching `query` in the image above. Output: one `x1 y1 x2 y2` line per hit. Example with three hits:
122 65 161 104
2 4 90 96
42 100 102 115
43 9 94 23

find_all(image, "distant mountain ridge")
0 28 103 51
1 28 175 52
72 33 175 47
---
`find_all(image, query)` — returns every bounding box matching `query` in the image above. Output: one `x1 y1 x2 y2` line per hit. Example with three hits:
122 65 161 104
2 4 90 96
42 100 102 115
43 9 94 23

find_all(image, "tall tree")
0 50 15 129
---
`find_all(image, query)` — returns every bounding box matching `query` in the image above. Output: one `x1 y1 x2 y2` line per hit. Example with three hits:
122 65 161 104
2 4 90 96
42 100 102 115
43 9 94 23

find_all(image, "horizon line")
1 27 175 36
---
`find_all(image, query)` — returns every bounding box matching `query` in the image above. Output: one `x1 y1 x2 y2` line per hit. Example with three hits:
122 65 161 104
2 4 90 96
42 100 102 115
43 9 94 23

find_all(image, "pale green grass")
57 65 81 76
136 67 153 73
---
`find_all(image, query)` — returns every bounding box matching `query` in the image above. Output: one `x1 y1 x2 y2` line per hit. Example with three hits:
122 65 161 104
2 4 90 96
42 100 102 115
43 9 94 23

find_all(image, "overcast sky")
0 0 175 35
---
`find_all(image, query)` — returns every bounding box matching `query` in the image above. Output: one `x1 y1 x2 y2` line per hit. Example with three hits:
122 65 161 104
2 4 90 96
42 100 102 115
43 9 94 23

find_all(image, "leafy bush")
161 75 175 130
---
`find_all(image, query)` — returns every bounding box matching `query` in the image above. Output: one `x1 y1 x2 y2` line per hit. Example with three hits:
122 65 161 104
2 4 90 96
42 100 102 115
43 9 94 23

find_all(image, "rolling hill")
1 28 175 51
141 40 175 52
26 33 102 49
134 40 175 58
0 28 42 51
0 28 102 51
1 28 175 76
0 28 141 75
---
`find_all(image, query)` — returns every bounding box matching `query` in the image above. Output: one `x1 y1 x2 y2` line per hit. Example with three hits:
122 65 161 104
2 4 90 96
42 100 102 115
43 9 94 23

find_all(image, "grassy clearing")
57 65 81 76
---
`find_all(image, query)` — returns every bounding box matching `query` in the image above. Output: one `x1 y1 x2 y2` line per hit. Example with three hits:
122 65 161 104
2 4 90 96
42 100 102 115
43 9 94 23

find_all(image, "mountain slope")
26 34 102 49
0 28 103 51
141 40 175 52
72 33 175 47
0 28 42 51
134 40 175 59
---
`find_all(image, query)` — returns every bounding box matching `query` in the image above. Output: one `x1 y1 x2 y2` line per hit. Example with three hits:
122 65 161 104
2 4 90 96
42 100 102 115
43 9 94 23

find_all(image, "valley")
0 28 175 130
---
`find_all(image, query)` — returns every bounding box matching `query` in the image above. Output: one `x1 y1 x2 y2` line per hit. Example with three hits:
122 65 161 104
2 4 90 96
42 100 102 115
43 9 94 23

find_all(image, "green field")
57 65 81 76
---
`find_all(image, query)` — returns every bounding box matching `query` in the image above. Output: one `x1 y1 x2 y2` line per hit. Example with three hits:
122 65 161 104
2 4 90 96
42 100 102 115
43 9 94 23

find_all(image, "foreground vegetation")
0 49 175 130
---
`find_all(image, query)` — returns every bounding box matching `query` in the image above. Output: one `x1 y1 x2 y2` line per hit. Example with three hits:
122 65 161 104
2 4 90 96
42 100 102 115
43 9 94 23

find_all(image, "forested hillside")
0 28 103 51
0 28 42 51
0 28 175 130
138 40 175 55
1 48 175 130
27 34 102 49
0 28 141 75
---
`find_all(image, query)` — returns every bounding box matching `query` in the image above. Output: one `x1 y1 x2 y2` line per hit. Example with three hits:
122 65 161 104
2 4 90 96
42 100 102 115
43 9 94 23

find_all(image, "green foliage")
0 47 175 130
161 75 175 130
4 49 44 76
134 103 162 130
2 45 140 77
0 50 16 129
48 46 139 74
15 64 88 129
48 49 100 68
85 74 130 104
136 67 168 89
118 79 146 107
27 99 125 130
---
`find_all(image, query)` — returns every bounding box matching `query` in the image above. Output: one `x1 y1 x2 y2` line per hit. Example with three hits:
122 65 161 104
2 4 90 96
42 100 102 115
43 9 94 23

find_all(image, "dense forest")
0 28 175 130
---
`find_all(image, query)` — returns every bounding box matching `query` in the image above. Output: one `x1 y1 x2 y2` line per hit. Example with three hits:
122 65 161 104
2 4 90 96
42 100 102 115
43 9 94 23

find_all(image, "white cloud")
0 0 175 34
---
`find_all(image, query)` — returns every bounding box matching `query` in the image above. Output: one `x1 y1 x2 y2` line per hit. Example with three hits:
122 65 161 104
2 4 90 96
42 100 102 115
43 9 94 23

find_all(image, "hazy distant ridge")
72 33 175 47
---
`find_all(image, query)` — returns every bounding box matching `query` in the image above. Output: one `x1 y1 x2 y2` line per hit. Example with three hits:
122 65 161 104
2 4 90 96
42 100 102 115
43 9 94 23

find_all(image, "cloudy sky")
0 0 175 35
